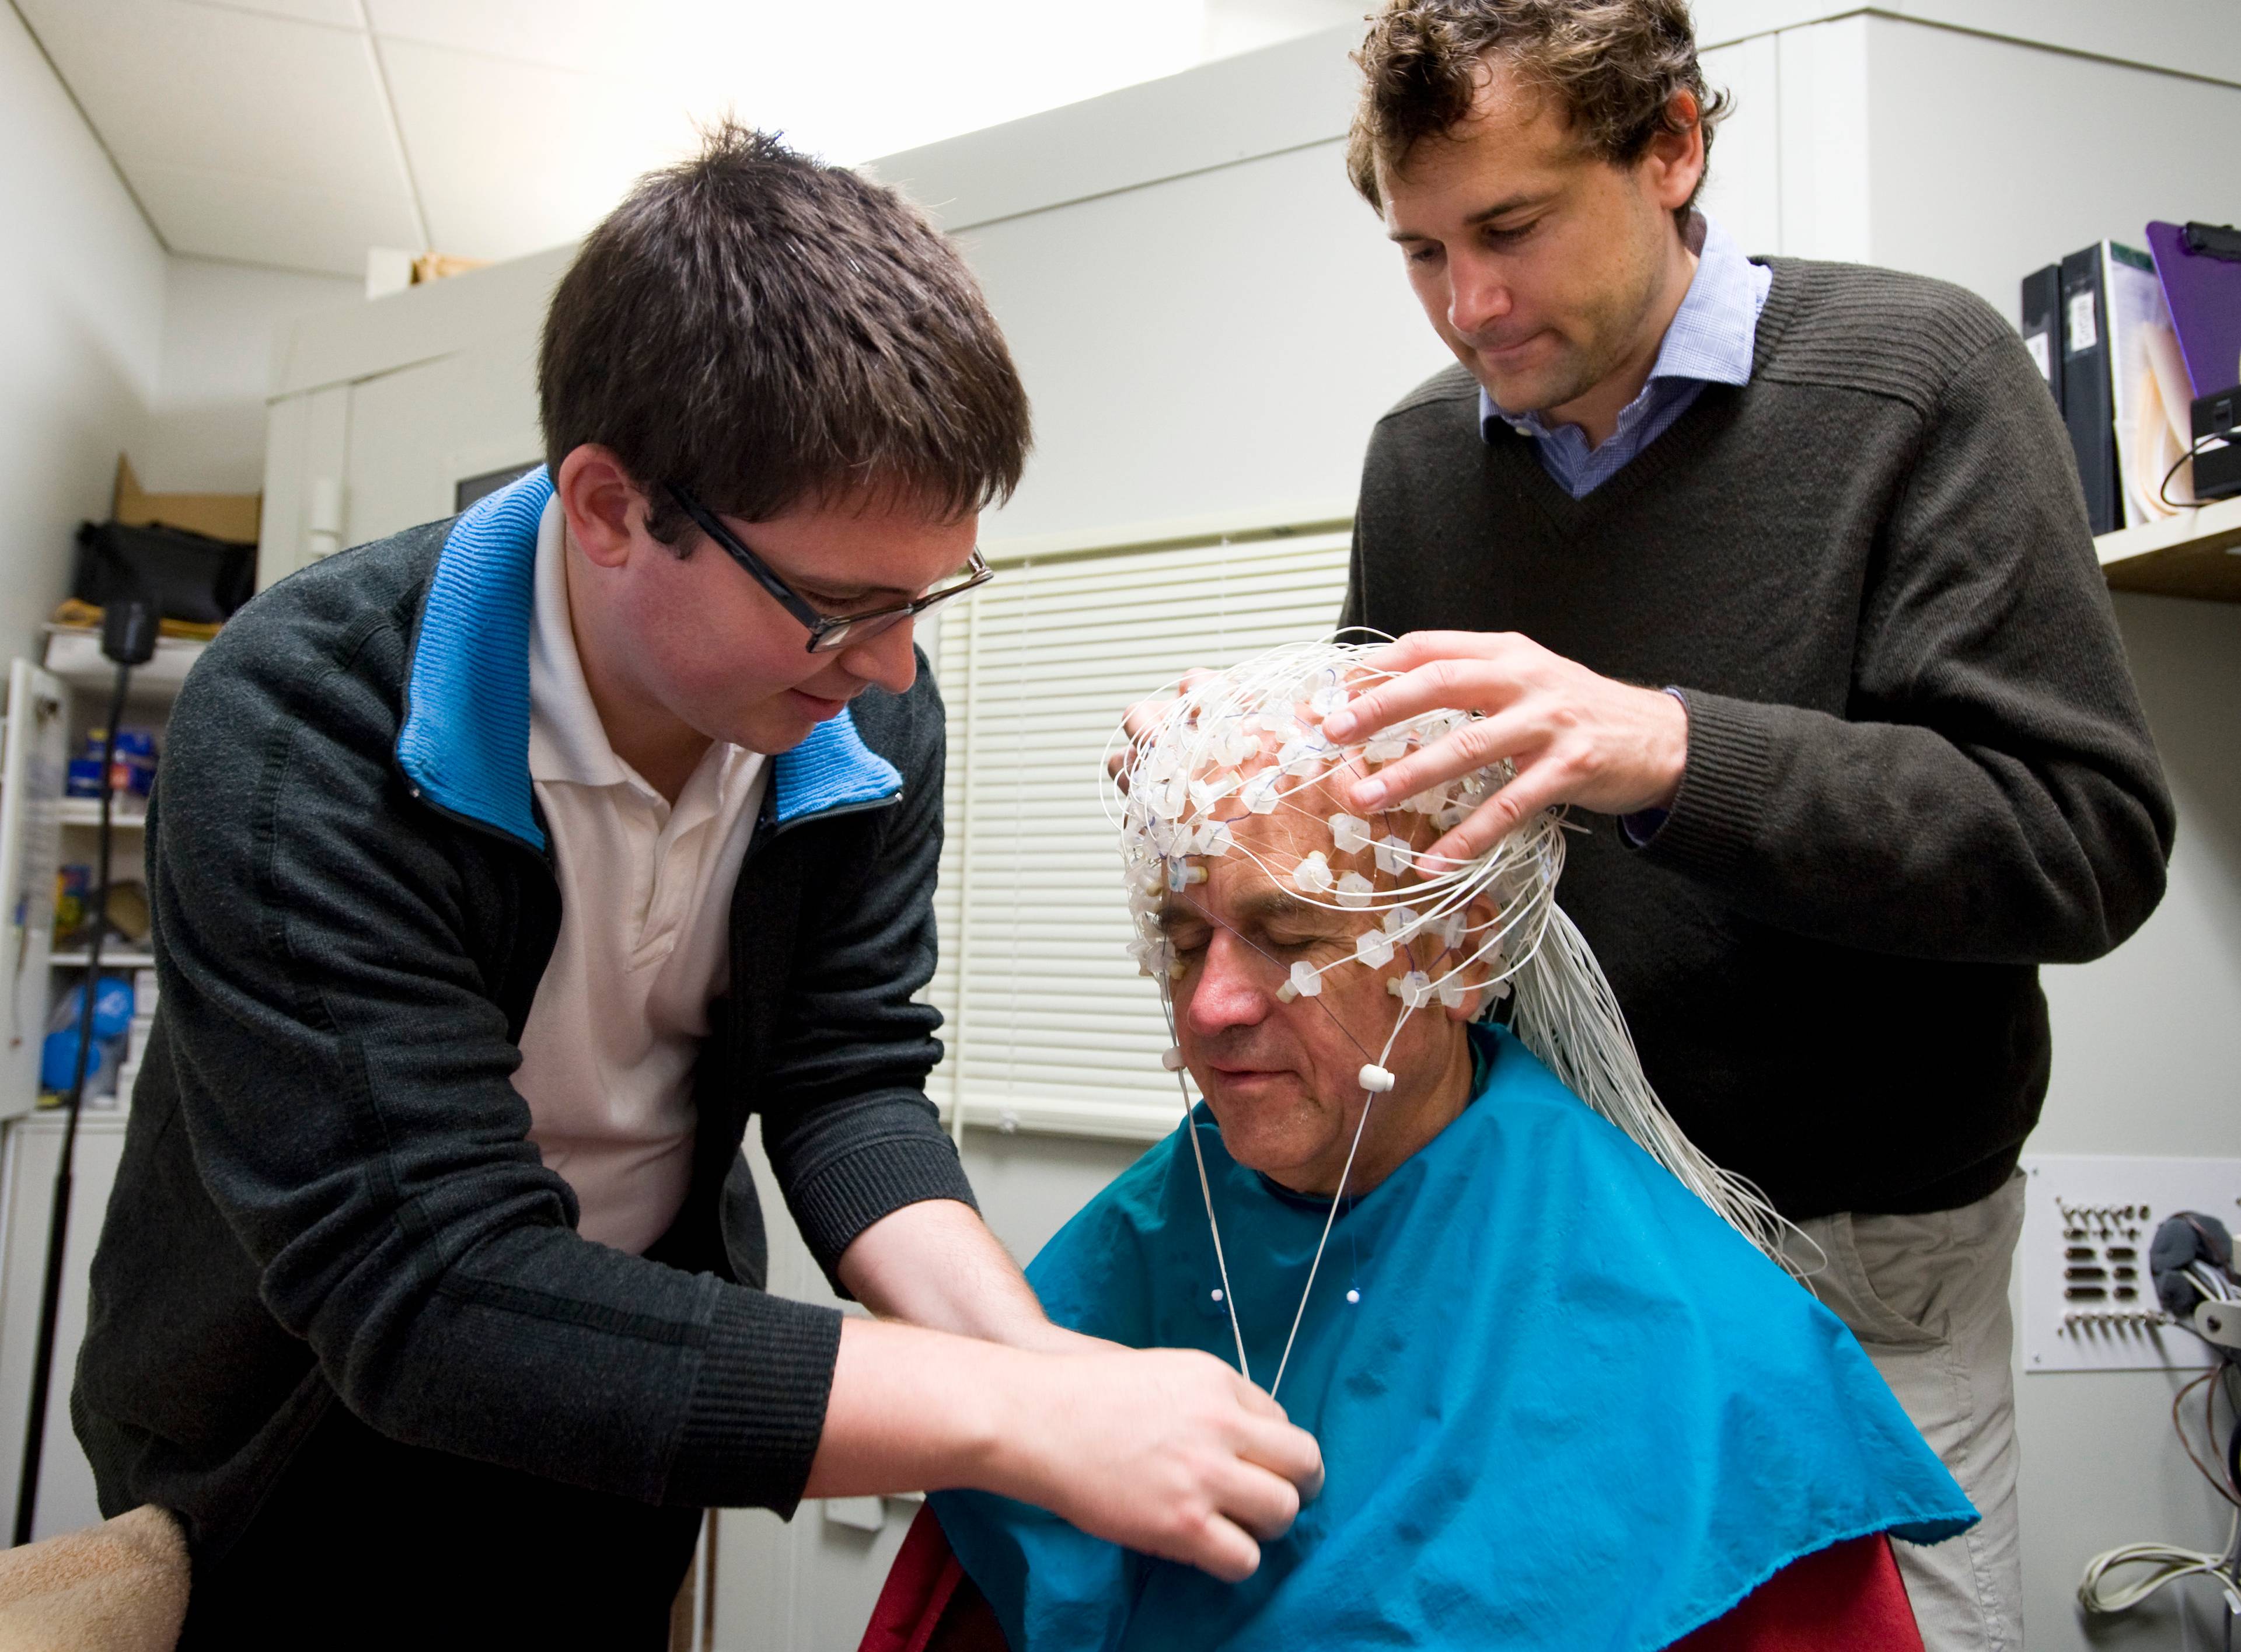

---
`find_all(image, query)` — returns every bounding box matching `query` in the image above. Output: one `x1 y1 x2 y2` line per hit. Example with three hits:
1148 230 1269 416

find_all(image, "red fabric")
859 1506 1005 1652
857 1511 1921 1652
1673 1535 1925 1652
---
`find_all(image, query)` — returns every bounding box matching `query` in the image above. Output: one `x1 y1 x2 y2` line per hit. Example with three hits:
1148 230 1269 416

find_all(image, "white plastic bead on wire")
1103 634 1795 1394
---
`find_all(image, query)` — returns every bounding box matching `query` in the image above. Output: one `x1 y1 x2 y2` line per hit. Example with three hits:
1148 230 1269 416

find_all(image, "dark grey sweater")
1342 257 2174 1219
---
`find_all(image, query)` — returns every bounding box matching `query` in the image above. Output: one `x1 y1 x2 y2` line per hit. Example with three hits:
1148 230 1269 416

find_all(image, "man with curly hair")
1315 4 2174 1646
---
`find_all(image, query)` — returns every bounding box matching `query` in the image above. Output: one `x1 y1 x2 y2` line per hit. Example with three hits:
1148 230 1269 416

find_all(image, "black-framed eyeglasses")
667 485 994 655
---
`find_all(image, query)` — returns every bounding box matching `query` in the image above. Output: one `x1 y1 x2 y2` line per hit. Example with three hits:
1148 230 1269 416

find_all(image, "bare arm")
836 1197 1104 1354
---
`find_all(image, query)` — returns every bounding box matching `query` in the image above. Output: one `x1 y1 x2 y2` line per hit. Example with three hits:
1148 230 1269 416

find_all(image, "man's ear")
1640 89 1706 214
1443 892 1507 1023
555 444 647 571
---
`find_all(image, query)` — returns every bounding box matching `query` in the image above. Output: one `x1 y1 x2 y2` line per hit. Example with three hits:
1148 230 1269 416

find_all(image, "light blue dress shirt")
1479 212 1772 498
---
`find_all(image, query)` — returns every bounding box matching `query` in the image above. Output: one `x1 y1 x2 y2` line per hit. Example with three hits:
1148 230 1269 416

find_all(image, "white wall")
958 139 1446 540
0 6 352 667
141 258 359 496
0 2 165 663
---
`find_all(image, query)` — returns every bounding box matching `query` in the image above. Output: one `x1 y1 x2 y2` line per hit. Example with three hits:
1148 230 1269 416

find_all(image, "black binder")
2019 264 2063 411
2060 245 2118 535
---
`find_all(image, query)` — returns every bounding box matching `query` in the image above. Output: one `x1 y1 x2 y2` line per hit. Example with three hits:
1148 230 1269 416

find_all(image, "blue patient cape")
931 1025 1974 1651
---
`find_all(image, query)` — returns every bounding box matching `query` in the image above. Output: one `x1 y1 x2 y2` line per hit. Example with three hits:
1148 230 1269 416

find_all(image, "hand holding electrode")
993 1347 1325 1583
1318 631 1688 865
810 1318 1322 1585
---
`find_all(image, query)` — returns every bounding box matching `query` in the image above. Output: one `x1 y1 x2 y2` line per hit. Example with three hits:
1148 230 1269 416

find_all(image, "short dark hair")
1345 0 1729 228
540 122 1031 545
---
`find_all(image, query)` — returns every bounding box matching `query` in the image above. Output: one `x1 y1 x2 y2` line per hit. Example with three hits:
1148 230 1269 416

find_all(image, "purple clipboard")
2146 221 2241 398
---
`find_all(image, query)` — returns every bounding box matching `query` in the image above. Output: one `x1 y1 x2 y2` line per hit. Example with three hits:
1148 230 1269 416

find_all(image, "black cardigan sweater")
73 510 973 1559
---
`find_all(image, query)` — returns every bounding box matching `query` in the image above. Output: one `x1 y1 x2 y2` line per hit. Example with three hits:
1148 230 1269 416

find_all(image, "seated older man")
877 645 1973 1652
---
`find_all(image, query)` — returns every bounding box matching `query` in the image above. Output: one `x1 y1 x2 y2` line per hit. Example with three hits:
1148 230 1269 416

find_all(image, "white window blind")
930 522 1353 1140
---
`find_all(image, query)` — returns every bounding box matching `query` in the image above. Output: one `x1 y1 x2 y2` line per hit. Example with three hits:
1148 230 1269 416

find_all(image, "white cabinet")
259 246 569 589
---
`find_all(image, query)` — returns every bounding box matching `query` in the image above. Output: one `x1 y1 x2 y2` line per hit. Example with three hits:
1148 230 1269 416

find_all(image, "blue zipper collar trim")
771 709 903 825
397 465 903 851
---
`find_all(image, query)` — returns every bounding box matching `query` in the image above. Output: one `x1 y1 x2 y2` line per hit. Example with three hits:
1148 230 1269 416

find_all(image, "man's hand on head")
1320 631 1688 866
1109 668 1219 787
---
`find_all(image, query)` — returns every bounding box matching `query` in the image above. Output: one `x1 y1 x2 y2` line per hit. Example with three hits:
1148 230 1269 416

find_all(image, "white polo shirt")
512 497 769 1254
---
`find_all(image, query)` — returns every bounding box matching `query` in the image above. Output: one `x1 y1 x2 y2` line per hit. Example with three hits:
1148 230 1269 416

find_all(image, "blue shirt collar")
1478 212 1765 441
396 466 902 852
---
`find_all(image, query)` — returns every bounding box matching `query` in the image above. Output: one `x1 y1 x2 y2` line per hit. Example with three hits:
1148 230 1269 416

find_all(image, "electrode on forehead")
1328 813 1371 855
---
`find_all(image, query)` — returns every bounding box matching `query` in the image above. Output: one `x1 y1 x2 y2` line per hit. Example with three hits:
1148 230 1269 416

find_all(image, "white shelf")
9 1110 128 1134
2096 494 2241 603
57 801 147 829
48 951 155 970
39 630 207 696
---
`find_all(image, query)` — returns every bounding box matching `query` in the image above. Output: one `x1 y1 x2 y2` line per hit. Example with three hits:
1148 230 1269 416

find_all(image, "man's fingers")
1177 1513 1264 1584
1109 693 1179 783
1320 652 1527 748
1344 708 1535 813
1357 630 1510 676
1422 761 1573 865
1227 1371 1289 1419
1120 697 1173 742
1215 1460 1304 1542
1235 1410 1325 1500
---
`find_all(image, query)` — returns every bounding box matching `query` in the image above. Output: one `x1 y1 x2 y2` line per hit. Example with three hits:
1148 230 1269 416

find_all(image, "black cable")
12 659 131 1544
2158 431 2227 511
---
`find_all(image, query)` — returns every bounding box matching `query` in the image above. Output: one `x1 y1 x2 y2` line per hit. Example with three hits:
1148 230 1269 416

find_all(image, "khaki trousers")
1780 1173 2027 1652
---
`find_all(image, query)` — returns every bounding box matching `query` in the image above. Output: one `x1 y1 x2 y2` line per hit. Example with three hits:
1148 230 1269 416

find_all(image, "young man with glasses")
74 125 1320 1646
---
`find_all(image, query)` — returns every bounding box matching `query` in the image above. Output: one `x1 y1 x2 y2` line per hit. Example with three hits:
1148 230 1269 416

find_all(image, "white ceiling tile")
130 162 423 275
179 0 366 26
367 0 649 75
369 1 1209 149
18 0 410 199
377 37 704 260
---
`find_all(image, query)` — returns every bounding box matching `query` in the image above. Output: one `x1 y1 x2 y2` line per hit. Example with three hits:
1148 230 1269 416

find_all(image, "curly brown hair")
1345 0 1729 228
